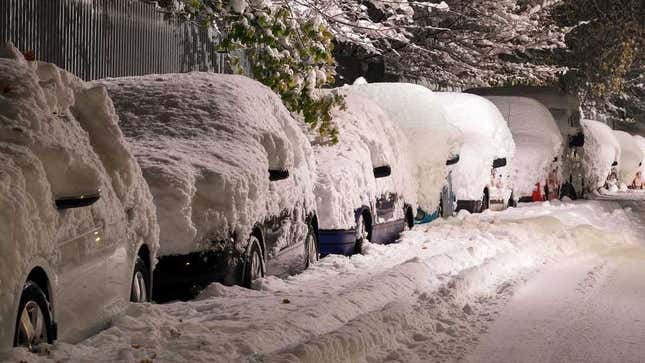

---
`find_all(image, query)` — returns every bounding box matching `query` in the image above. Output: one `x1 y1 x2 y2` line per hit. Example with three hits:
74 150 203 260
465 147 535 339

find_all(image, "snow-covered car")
0 45 159 352
466 87 584 199
434 92 516 213
633 135 645 189
484 96 563 202
581 120 621 193
99 73 318 302
348 82 463 223
313 89 416 255
613 130 644 189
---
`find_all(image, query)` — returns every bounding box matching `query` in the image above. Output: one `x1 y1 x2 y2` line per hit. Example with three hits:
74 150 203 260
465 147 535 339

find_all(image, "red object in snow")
532 182 542 202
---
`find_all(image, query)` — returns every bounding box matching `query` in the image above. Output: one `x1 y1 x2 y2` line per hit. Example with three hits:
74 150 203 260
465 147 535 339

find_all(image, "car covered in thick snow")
613 130 644 190
348 82 463 223
581 120 621 193
313 89 416 255
434 92 516 213
632 135 645 189
99 73 318 301
0 45 159 352
484 97 563 202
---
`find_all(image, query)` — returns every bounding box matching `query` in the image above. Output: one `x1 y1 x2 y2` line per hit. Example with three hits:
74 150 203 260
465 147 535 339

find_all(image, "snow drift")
433 92 515 202
348 82 463 212
485 96 563 198
98 73 315 256
613 130 643 186
0 43 158 349
581 120 621 190
312 89 416 229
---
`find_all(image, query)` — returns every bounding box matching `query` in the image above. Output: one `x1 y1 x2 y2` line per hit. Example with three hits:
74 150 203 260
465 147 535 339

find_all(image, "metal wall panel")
0 0 245 80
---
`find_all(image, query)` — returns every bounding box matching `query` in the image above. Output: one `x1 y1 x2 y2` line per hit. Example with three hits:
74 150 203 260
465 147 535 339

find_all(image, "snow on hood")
485 96 563 197
613 130 643 186
434 92 516 201
98 73 315 256
0 43 158 349
582 120 621 190
347 82 463 212
312 90 415 230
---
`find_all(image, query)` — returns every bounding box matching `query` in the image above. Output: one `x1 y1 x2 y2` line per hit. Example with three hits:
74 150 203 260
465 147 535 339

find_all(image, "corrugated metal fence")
0 0 245 80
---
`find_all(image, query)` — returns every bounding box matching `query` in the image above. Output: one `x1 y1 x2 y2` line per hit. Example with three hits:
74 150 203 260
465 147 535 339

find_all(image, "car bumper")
371 218 405 244
319 229 356 256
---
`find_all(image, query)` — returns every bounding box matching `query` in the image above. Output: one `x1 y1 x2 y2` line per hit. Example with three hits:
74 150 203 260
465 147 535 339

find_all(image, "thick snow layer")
98 73 315 256
613 130 644 186
433 92 515 201
6 200 640 362
312 90 415 229
485 97 563 197
633 135 645 177
582 120 621 190
347 82 463 212
0 44 158 349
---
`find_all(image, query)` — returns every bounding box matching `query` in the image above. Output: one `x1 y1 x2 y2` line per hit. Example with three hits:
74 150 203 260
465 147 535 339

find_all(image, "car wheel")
244 236 264 288
305 225 319 268
14 282 53 350
130 256 150 303
354 215 368 254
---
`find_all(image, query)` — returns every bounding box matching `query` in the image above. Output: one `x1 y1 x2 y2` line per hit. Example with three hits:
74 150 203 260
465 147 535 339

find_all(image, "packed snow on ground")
582 119 621 191
613 130 644 187
98 73 315 256
312 89 416 229
0 43 158 349
6 199 640 362
433 92 515 202
348 82 463 213
485 96 563 198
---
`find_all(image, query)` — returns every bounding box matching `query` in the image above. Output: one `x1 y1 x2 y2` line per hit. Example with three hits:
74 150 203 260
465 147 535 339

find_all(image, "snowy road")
4 199 644 363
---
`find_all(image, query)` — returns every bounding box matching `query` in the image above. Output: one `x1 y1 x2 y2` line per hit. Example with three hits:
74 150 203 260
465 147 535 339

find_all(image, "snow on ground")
5 199 640 362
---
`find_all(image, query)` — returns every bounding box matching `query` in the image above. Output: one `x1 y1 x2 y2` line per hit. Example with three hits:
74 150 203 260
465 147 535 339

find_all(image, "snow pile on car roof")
348 83 463 212
99 73 315 256
0 43 158 348
485 96 563 197
581 120 621 190
312 89 416 229
613 130 643 186
433 92 515 201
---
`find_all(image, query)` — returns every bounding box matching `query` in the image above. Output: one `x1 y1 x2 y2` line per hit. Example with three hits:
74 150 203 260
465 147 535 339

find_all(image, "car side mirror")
446 155 460 166
492 158 507 168
373 165 392 178
269 169 289 181
55 190 101 210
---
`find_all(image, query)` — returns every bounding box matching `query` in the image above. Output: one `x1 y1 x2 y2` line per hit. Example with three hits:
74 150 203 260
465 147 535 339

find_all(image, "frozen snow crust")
98 73 315 256
7 200 639 362
485 96 563 197
434 92 515 201
582 120 621 190
348 82 463 213
613 130 644 186
0 44 158 350
312 89 416 229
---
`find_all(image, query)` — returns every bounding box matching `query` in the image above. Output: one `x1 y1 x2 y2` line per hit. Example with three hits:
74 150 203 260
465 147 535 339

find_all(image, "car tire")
354 214 368 254
14 281 53 350
243 236 265 288
130 256 150 303
305 224 319 268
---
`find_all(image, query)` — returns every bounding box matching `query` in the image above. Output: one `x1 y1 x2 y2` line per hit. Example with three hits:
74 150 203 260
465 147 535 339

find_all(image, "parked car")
613 130 644 189
100 73 318 302
434 92 516 213
313 89 416 255
484 96 563 203
349 82 463 224
633 136 645 189
0 46 158 353
466 87 584 199
581 120 621 193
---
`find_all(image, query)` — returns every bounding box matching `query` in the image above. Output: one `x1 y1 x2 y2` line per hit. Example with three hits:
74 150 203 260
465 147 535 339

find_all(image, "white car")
484 96 563 202
581 120 621 192
434 92 516 213
0 45 158 353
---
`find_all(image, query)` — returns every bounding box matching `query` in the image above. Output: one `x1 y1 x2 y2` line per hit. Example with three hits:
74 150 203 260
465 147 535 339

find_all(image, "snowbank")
613 130 643 186
433 92 515 201
98 73 315 256
485 97 563 197
581 120 621 190
348 82 463 212
312 89 415 229
0 43 158 349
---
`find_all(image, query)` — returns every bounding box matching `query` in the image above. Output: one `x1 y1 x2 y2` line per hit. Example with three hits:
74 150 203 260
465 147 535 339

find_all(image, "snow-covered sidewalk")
5 200 641 362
